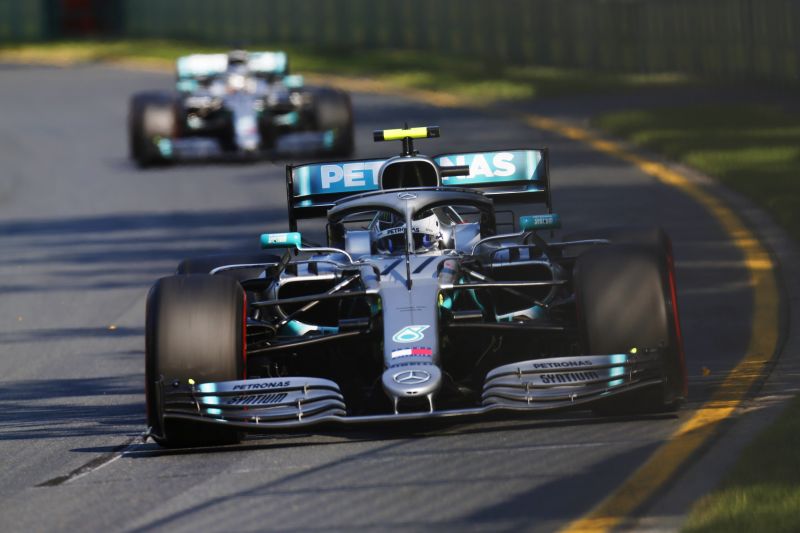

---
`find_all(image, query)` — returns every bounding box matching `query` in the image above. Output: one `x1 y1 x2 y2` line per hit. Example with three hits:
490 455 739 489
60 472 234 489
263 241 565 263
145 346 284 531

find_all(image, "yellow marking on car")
379 127 431 141
521 115 780 533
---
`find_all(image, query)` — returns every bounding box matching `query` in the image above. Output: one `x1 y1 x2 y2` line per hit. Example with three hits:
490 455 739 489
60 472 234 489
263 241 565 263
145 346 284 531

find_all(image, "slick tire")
574 243 686 414
311 88 354 157
129 91 178 168
145 275 245 447
177 252 282 283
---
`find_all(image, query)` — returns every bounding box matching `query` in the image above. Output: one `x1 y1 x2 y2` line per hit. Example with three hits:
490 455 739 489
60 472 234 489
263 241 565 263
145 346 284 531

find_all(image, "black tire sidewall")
128 91 178 168
145 274 245 446
574 243 684 410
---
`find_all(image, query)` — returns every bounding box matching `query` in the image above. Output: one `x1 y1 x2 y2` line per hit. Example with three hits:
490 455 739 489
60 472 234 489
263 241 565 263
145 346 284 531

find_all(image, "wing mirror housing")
519 214 561 231
260 232 302 249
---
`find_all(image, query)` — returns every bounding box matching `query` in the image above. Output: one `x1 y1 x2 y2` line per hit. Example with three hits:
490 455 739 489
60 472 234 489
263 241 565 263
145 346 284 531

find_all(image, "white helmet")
375 212 443 254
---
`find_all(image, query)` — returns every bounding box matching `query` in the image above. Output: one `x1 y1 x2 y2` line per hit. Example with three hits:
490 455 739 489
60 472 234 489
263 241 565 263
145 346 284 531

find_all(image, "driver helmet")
375 211 443 254
227 49 249 66
224 50 250 91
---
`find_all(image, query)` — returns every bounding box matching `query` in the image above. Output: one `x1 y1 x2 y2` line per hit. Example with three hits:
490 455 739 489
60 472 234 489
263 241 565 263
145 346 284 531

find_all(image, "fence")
2 0 798 82
0 0 49 41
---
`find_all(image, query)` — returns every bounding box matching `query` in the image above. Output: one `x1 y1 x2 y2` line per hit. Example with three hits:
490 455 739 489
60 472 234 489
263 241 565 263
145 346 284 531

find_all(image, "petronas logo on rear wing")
435 150 542 186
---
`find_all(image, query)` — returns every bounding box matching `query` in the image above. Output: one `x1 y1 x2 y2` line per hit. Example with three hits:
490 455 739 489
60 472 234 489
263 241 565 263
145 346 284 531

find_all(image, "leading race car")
144 126 687 447
129 49 353 167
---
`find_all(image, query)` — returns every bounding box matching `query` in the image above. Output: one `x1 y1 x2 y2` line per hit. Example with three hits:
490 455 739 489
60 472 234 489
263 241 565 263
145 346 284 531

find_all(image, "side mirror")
260 232 302 249
519 214 561 231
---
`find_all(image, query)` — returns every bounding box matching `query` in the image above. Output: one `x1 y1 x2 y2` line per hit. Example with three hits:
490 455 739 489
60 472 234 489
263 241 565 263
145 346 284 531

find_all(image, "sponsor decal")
381 226 406 237
232 381 291 391
391 347 433 359
435 150 542 186
227 392 288 406
292 159 387 198
531 360 593 369
520 213 561 231
398 192 417 200
381 225 432 237
396 306 426 312
539 371 601 385
393 369 432 385
392 325 430 343
320 161 384 189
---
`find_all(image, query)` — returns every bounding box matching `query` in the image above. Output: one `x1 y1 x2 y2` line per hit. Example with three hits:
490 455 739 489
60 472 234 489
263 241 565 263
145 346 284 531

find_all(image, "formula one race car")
129 50 353 167
145 126 687 447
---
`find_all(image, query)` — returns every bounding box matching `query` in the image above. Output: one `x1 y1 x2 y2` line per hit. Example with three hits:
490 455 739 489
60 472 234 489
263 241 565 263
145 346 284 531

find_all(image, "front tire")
145 275 245 447
574 241 686 413
129 91 178 168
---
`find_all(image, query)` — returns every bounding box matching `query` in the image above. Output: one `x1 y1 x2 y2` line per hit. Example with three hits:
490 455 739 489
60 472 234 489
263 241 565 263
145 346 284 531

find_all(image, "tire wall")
3 0 798 83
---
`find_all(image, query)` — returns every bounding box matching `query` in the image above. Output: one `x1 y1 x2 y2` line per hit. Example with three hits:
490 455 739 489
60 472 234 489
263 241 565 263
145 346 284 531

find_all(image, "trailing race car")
129 49 353 167
145 126 687 447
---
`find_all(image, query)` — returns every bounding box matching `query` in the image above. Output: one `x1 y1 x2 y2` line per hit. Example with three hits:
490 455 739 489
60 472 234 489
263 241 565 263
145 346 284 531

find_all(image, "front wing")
154 130 340 162
155 351 666 433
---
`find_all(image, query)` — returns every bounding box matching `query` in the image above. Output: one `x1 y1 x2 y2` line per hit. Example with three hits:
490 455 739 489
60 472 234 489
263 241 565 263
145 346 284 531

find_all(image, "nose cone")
382 364 441 405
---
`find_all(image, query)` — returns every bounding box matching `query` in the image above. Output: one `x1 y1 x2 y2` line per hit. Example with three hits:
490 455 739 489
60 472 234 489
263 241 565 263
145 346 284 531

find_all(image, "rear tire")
145 275 245 447
574 242 686 414
129 91 179 168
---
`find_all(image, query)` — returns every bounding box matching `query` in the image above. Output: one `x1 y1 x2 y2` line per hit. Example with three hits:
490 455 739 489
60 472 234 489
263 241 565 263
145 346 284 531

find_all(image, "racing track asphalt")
0 64 757 532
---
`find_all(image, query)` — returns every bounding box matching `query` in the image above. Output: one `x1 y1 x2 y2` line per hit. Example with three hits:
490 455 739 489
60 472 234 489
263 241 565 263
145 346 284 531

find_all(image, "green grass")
0 39 692 105
682 395 800 532
593 104 800 242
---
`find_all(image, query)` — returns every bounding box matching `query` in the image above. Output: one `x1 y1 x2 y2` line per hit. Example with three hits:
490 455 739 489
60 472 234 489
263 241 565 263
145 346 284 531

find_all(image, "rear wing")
286 149 550 231
176 54 228 79
247 51 289 76
176 51 288 80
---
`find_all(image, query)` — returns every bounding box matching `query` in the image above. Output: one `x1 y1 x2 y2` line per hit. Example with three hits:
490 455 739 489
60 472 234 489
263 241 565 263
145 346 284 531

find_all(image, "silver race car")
145 126 686 447
129 49 353 167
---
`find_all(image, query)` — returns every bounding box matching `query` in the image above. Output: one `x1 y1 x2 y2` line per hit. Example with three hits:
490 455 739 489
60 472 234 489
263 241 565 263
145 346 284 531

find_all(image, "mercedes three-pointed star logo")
393 369 432 385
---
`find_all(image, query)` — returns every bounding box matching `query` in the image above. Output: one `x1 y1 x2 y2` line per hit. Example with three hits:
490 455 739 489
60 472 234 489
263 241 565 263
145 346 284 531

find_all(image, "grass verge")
0 39 692 105
593 104 800 242
593 105 800 531
682 394 800 532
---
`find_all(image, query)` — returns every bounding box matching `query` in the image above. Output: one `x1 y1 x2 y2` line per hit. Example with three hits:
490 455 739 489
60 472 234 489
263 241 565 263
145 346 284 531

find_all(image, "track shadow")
0 207 289 293
0 374 144 441
118 416 681 532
